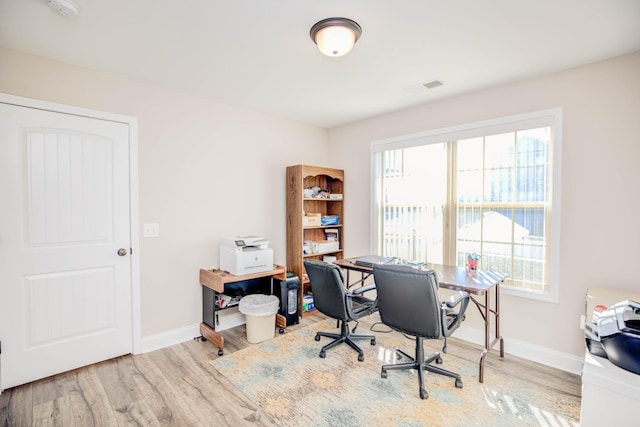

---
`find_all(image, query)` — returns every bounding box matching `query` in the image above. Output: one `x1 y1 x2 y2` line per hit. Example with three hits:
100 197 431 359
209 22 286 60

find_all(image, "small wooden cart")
199 265 287 355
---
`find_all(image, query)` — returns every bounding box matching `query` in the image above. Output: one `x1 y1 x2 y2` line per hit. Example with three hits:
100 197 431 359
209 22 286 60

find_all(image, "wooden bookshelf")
286 165 344 317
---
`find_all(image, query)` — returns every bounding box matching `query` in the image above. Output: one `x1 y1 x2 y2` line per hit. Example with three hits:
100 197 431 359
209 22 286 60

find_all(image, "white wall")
328 51 640 359
2 45 639 363
0 47 330 337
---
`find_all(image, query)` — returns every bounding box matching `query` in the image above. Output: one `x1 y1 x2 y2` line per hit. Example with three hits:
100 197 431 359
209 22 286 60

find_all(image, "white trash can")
238 294 280 343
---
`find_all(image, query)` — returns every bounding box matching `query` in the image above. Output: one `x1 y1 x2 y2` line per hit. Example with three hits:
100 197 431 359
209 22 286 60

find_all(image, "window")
372 109 561 301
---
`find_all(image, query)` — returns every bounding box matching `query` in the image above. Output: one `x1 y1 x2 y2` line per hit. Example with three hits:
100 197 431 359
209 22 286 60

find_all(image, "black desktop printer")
585 299 640 375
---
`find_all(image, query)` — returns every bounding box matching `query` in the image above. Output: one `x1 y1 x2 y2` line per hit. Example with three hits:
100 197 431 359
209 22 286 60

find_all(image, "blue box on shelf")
321 215 339 226
303 295 315 311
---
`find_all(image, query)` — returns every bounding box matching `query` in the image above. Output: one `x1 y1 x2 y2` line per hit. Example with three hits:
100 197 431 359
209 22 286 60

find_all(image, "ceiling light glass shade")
310 18 362 57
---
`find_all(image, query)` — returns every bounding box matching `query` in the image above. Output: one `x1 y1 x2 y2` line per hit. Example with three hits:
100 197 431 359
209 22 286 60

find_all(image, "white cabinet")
580 351 640 426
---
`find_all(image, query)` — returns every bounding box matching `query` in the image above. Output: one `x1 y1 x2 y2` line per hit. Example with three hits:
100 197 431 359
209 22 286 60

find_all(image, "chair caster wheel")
436 356 443 364
381 369 388 379
358 353 364 362
420 389 429 400
455 378 463 388
315 334 321 342
370 338 376 346
319 350 326 358
279 327 284 334
218 349 223 356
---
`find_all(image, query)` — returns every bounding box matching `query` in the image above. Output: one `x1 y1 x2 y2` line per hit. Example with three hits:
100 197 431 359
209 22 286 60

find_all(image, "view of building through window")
456 128 551 293
374 116 556 297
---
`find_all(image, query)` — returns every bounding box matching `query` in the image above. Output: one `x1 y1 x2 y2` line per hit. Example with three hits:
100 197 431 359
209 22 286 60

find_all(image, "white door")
0 102 133 389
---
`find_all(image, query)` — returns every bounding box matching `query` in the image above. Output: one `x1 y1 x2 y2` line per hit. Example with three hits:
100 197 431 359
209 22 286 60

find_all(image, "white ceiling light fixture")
48 0 80 18
310 17 362 57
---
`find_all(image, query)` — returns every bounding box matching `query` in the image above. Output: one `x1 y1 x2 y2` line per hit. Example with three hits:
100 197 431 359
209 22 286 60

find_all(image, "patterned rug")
211 319 580 426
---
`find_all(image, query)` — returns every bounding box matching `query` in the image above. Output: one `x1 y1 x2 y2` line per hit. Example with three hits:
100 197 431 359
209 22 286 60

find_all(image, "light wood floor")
0 312 581 426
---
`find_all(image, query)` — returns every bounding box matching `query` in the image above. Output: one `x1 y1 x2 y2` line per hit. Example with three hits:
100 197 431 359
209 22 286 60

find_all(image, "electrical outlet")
143 223 159 237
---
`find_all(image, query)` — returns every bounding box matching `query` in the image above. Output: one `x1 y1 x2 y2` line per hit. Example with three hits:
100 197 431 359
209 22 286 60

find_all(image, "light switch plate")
143 222 160 237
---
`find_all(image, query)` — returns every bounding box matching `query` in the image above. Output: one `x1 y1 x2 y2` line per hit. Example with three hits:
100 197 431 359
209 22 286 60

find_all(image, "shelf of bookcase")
302 250 343 258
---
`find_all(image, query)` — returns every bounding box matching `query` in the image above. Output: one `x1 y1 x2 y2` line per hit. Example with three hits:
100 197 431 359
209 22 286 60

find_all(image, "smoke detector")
48 0 80 18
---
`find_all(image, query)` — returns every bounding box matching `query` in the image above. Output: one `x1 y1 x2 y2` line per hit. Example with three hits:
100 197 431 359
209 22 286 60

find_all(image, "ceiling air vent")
403 79 444 94
423 80 443 89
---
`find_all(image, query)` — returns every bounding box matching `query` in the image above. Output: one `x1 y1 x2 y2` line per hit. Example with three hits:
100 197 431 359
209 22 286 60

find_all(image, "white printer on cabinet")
219 235 274 276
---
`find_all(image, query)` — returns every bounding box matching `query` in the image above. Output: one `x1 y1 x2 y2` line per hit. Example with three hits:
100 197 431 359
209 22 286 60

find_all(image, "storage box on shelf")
316 240 339 253
302 213 321 227
320 215 339 225
324 228 339 241
286 165 344 317
302 239 340 255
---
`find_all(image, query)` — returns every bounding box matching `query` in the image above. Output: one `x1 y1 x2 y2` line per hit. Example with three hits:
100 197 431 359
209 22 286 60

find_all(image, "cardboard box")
303 213 321 227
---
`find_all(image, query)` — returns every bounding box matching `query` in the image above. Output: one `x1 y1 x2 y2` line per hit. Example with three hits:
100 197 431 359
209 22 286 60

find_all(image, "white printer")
219 235 274 276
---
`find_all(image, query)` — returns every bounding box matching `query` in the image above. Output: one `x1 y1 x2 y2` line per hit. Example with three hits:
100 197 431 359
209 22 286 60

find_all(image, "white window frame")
370 108 562 302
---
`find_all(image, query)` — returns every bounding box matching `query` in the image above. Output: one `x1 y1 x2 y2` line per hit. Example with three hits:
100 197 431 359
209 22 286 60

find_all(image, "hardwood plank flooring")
0 312 581 426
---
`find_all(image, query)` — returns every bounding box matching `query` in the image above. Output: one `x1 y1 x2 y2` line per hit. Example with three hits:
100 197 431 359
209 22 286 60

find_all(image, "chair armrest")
352 284 376 295
441 291 470 337
347 284 378 318
444 291 469 308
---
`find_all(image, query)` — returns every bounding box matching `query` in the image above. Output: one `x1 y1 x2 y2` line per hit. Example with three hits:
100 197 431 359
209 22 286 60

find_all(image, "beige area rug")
212 319 580 426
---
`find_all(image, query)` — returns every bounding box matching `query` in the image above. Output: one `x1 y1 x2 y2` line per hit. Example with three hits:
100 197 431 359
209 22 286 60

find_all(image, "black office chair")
304 259 378 361
373 264 470 399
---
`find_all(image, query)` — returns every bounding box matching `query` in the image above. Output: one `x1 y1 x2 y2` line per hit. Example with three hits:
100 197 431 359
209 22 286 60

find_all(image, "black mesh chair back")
373 264 443 339
304 259 377 361
304 260 350 321
373 263 470 399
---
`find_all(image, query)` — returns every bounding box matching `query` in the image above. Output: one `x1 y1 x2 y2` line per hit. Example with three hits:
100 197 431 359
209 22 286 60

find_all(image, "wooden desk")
334 258 508 383
199 265 287 355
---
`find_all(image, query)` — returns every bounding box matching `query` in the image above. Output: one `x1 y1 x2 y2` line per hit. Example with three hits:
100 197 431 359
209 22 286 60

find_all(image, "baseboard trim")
455 325 584 375
138 322 584 375
139 323 201 354
140 310 248 354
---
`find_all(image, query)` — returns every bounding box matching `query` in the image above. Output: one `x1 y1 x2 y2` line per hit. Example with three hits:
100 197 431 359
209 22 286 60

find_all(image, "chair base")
315 321 376 361
381 338 462 399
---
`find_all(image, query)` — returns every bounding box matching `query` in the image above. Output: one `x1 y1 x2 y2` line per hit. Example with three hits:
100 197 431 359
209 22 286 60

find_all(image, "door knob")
117 248 128 256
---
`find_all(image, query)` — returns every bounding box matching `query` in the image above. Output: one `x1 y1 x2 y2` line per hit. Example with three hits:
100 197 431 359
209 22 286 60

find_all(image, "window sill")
502 286 559 303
